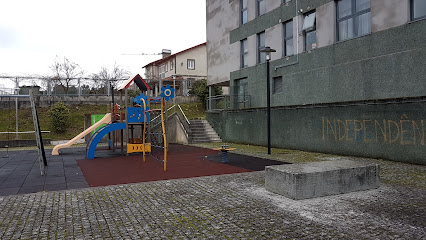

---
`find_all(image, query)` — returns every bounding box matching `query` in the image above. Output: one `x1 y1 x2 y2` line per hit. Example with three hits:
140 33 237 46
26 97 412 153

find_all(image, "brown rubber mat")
78 144 253 187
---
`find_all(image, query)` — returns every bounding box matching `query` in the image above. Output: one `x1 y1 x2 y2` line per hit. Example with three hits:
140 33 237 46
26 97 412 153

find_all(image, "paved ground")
0 144 283 195
0 171 425 239
0 148 89 196
0 146 425 239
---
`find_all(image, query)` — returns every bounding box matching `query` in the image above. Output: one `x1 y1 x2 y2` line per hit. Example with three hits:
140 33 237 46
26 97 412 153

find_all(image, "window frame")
241 0 248 25
411 0 426 21
187 59 195 70
170 60 174 70
257 0 265 17
241 39 248 69
283 20 294 57
234 78 249 109
336 0 371 42
257 31 266 64
303 11 317 51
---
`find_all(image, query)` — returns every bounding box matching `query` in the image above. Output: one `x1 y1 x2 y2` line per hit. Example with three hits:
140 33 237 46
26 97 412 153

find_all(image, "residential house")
206 0 426 164
143 43 207 96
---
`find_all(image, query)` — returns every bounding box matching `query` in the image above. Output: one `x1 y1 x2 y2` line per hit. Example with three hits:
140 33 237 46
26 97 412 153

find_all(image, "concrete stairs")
189 119 222 143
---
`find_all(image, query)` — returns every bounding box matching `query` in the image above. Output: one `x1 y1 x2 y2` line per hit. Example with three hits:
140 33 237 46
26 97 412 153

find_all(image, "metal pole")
266 59 271 155
208 85 212 111
15 97 18 140
173 75 176 113
78 79 81 96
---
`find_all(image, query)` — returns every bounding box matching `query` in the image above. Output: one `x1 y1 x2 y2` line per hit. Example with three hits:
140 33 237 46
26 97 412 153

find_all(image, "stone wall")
207 98 426 165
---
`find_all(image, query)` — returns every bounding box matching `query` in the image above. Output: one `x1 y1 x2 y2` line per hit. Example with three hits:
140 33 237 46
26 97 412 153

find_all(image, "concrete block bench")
265 160 380 200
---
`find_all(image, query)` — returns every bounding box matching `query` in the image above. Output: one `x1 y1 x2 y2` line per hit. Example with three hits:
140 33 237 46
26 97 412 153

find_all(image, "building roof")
117 74 150 91
143 42 206 68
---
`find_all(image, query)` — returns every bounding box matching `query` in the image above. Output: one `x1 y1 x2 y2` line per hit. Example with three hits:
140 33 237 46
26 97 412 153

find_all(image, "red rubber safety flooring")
78 144 252 187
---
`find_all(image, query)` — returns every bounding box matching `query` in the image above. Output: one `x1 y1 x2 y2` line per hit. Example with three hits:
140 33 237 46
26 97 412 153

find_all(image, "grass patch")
190 142 338 163
191 142 426 189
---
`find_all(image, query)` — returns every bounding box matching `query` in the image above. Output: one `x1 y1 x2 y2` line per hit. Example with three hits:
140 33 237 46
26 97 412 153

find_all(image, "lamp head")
260 46 276 61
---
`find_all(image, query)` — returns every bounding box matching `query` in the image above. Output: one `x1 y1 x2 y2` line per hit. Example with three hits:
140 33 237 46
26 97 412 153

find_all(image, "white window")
159 64 166 79
170 60 174 70
187 59 195 70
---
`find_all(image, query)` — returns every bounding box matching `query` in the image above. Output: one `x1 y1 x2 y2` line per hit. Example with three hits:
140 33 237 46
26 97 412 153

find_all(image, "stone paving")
0 145 425 239
0 170 425 239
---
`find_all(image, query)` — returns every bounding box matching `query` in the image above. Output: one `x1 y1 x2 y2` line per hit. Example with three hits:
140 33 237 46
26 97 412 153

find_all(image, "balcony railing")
207 95 251 111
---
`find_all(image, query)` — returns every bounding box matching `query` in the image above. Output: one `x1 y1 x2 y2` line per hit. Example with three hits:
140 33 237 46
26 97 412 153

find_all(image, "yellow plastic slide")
51 113 112 155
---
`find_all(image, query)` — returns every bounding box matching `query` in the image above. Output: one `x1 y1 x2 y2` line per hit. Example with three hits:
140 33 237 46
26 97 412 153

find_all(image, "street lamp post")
260 46 276 155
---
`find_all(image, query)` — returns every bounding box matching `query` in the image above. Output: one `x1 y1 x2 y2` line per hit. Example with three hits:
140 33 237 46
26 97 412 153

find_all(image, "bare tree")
49 57 84 94
91 63 131 94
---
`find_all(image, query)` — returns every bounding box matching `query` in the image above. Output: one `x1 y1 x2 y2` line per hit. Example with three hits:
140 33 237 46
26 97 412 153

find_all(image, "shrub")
189 79 222 109
48 102 70 133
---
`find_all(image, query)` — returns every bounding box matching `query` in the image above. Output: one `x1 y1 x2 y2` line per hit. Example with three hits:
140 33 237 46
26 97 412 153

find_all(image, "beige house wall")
175 44 207 77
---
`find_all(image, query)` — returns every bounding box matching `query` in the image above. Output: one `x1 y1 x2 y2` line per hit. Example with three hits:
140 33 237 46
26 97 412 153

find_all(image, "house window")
273 77 283 94
187 59 195 70
337 0 371 41
159 64 165 79
303 11 316 51
241 0 248 25
283 20 293 56
257 32 266 64
170 60 173 70
187 78 195 88
241 39 248 68
257 0 265 16
165 62 168 72
411 0 426 21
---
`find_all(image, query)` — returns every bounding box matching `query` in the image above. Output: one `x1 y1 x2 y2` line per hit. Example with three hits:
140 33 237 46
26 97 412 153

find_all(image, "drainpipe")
275 0 300 71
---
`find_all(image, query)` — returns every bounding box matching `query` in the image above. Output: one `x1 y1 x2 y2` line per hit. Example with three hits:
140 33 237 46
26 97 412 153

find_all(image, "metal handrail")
177 104 190 125
207 94 251 111
150 105 176 123
0 131 50 134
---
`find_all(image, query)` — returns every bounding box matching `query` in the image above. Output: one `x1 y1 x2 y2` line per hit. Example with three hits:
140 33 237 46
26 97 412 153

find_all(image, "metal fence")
207 95 251 111
0 77 138 96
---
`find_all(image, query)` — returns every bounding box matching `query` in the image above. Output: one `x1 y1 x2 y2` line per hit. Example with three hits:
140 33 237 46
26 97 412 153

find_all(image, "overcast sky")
0 0 206 88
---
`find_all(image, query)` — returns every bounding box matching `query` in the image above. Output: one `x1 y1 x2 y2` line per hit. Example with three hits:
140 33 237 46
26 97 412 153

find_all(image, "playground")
0 74 286 195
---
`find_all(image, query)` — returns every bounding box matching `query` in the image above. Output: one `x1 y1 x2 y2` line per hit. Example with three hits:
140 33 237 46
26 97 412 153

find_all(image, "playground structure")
51 113 112 155
52 74 175 171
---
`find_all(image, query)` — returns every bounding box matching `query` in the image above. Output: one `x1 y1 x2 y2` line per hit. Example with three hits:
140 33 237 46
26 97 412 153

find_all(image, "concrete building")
143 43 207 96
206 0 426 164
